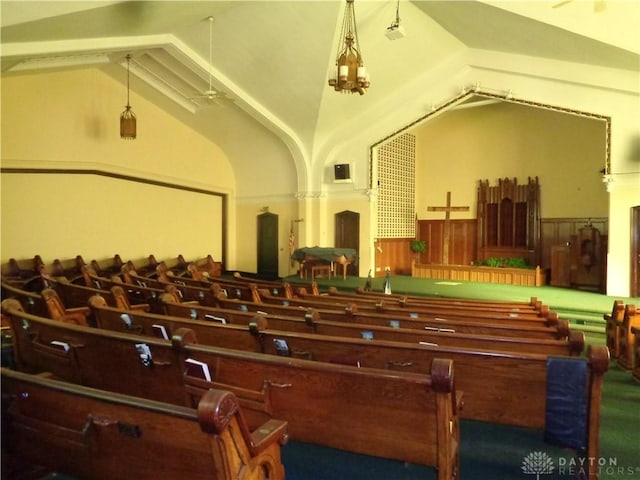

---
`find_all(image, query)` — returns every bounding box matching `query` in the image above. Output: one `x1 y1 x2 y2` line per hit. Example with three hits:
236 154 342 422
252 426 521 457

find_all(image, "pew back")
90 295 588 431
1 299 460 477
166 298 566 340
110 294 583 356
1 368 288 480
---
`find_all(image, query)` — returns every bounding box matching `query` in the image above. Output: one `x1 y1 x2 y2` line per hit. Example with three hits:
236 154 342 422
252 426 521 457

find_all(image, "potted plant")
410 239 427 261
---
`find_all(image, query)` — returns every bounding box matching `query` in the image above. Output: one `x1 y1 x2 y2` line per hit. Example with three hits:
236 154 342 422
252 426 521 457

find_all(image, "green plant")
410 240 427 254
505 257 529 269
480 257 531 269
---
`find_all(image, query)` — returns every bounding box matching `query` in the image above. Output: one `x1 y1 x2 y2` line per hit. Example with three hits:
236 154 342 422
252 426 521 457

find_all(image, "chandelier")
328 0 369 95
120 54 136 139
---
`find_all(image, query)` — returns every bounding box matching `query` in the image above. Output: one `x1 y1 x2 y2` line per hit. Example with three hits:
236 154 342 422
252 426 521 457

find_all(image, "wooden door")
257 212 279 279
631 206 640 297
550 245 571 287
335 211 359 275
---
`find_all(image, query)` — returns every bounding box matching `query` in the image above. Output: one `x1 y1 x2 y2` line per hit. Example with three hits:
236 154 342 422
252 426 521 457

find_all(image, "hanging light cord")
208 16 214 93
126 54 132 108
393 0 401 27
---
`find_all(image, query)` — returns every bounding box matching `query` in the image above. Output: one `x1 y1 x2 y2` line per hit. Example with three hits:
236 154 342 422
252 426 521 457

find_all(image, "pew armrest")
65 306 90 316
250 418 289 455
129 303 151 312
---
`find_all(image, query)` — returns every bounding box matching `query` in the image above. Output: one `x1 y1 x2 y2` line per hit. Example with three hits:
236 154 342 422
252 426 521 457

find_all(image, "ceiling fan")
188 16 233 106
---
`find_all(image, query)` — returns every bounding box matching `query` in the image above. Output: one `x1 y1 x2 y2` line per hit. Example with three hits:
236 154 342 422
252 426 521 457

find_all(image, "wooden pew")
150 294 584 356
1 281 48 317
190 254 223 278
121 264 219 306
616 304 640 371
258 288 552 322
90 295 268 352
215 294 567 337
90 254 125 277
1 368 288 480
2 299 461 479
162 295 568 340
85 293 595 434
129 254 161 277
353 287 543 310
322 287 547 313
605 300 626 359
78 265 167 313
41 288 91 326
230 271 305 297
4 255 44 284
42 276 118 310
630 325 640 383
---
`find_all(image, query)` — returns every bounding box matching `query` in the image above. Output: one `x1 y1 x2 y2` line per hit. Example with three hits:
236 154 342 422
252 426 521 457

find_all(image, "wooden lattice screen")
376 133 416 239
477 177 540 266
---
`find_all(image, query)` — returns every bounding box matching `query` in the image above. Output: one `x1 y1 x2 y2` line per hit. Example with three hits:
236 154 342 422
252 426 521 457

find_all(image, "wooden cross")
427 191 470 265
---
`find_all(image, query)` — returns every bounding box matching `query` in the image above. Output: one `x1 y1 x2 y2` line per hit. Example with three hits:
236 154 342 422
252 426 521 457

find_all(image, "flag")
364 270 373 291
289 222 296 267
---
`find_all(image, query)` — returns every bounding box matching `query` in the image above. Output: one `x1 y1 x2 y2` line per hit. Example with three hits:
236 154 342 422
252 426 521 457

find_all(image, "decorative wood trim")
412 262 544 287
0 167 225 198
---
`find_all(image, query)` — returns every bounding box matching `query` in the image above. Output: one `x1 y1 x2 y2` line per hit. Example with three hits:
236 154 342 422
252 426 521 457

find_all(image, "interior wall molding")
0 165 226 199
0 160 228 199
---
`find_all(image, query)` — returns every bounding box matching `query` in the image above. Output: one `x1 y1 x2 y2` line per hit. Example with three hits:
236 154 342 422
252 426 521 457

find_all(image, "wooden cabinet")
570 225 606 292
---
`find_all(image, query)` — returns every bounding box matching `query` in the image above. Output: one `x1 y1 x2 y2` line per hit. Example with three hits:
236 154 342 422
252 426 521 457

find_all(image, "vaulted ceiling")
2 1 638 180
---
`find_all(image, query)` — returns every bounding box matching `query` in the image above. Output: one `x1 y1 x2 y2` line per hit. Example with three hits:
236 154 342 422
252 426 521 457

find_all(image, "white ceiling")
2 0 639 172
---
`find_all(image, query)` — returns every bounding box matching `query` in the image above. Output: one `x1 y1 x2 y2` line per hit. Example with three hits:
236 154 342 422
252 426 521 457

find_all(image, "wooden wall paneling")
451 220 476 266
375 238 413 276
540 217 608 271
418 220 476 266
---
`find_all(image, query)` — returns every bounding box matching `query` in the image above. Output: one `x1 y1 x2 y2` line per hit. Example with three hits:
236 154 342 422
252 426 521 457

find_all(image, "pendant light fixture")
328 0 369 95
120 54 136 139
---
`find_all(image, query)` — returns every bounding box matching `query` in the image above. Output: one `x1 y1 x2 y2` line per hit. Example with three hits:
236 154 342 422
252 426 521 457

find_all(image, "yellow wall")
415 102 608 220
1 68 234 268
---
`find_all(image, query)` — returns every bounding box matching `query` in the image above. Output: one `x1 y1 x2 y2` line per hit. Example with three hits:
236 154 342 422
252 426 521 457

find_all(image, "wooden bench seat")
149 294 583 356
216 294 567 336
354 287 543 308
82 296 595 432
604 299 625 359
121 264 220 306
1 367 288 480
616 304 640 371
78 265 167 313
630 325 640 383
1 281 48 317
259 289 552 322
2 299 461 479
90 254 124 277
324 288 548 315
163 296 568 340
231 271 304 297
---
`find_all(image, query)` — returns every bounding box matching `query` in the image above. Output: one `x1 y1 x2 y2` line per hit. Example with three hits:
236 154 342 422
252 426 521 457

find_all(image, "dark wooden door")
631 206 640 297
335 210 359 275
257 212 279 279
